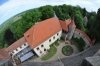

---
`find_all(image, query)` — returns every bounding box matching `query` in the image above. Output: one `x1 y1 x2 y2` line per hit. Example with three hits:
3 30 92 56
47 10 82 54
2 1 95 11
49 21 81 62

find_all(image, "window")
24 44 26 46
12 51 14 54
49 39 51 42
44 49 46 51
10 53 12 56
41 45 44 47
16 49 18 51
40 51 42 54
57 33 59 36
37 47 39 50
20 46 22 48
53 36 55 39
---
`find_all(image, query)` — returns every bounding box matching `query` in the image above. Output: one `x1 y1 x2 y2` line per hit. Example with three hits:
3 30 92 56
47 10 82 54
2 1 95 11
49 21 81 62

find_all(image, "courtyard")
28 39 80 62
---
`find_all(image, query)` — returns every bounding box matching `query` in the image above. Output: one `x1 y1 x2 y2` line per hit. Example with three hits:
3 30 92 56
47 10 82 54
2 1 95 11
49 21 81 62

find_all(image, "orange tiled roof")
24 18 62 48
7 37 26 52
59 19 71 32
0 48 9 60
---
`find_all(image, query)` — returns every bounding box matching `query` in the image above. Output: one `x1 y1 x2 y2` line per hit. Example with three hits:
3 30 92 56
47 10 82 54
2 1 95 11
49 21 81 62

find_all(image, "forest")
0 4 99 48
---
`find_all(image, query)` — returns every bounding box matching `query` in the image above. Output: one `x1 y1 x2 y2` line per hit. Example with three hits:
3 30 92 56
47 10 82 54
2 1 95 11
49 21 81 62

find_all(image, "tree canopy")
0 4 99 48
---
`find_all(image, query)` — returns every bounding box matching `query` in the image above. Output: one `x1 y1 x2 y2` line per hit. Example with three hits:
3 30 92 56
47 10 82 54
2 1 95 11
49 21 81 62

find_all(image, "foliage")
54 39 59 46
72 37 85 51
10 9 42 39
92 8 100 41
53 4 71 20
0 4 95 48
39 5 54 20
86 9 100 41
0 32 5 48
62 45 73 56
87 12 96 38
4 28 16 46
74 10 85 31
41 45 57 60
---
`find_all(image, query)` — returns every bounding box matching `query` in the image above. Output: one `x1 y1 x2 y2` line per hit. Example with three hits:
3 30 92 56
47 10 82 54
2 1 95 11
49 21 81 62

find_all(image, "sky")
0 0 8 5
0 0 100 25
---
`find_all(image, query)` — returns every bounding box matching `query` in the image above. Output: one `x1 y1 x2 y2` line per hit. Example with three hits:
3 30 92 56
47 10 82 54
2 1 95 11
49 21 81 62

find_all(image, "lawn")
54 40 59 46
41 45 57 60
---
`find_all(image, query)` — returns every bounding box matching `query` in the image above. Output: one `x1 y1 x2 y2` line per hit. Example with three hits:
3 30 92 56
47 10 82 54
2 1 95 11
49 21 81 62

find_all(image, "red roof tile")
0 48 9 60
24 18 62 48
59 19 71 31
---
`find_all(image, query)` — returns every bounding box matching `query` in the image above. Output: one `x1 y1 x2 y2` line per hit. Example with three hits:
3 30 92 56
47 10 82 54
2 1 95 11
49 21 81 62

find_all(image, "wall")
74 29 92 46
65 21 76 40
33 30 62 56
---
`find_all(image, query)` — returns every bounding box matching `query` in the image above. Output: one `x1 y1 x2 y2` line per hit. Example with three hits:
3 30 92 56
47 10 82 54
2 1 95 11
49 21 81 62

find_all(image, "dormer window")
49 39 51 42
41 45 44 47
53 36 55 39
37 47 39 50
20 46 22 48
24 44 26 46
16 49 18 51
12 51 14 54
57 33 59 36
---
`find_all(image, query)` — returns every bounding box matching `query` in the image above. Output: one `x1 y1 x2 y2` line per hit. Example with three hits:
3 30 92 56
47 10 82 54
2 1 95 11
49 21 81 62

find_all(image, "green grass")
62 45 73 56
41 45 57 60
54 40 59 46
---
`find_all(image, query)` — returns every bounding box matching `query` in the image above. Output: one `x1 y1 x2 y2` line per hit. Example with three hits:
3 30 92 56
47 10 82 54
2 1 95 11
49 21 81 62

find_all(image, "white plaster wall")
11 43 29 56
34 30 62 56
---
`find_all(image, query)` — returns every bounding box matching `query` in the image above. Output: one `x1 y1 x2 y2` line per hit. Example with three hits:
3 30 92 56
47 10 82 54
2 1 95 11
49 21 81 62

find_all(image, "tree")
87 12 96 38
4 28 15 46
0 32 5 48
39 5 54 20
53 5 71 20
82 8 87 17
10 9 42 39
92 8 100 40
74 10 85 31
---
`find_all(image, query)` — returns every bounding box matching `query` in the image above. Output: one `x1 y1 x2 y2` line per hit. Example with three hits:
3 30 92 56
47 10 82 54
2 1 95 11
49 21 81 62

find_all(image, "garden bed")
62 45 73 56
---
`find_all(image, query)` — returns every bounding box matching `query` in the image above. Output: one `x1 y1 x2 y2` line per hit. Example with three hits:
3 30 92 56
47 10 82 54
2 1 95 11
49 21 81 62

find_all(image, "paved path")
61 43 100 66
22 43 100 66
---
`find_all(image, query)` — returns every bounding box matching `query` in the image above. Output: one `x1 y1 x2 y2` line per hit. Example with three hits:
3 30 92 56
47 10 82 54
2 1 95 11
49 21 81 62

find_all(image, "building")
0 17 93 65
81 49 100 66
0 60 13 66
24 18 62 57
82 56 100 66
6 17 74 64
